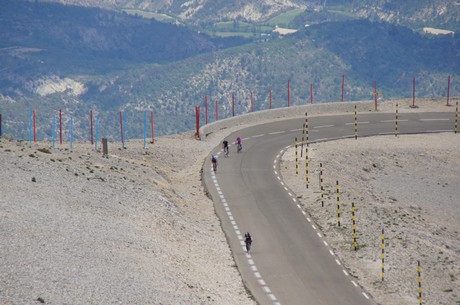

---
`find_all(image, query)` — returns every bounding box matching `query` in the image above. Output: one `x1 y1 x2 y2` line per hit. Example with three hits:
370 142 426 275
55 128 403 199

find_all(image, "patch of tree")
299 19 459 85
0 0 247 76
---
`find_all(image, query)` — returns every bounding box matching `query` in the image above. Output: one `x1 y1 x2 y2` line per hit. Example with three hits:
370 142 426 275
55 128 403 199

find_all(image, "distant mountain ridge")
1 0 458 141
38 0 459 31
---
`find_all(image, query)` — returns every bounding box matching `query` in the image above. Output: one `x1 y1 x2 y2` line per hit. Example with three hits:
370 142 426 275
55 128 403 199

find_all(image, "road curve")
203 111 454 305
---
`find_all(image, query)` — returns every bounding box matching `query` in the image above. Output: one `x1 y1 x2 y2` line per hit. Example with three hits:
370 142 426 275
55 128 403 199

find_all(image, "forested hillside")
1 0 458 140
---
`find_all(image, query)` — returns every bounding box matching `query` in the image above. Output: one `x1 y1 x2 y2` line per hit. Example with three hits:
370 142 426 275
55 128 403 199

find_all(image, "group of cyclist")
211 136 242 171
211 136 253 253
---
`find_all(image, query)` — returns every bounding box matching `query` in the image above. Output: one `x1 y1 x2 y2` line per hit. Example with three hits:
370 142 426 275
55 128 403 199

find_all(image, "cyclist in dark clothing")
244 232 252 253
222 140 229 157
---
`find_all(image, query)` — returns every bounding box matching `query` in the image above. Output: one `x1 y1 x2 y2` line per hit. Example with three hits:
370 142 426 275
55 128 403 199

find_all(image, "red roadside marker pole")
447 75 451 106
310 83 313 104
374 80 378 111
59 109 62 144
342 73 345 102
33 110 36 142
269 89 272 109
195 106 200 139
90 110 94 144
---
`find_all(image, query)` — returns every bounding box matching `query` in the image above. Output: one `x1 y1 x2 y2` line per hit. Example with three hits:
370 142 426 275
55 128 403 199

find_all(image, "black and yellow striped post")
301 122 305 158
305 147 309 189
320 163 325 207
301 113 308 157
354 105 358 140
352 202 357 251
336 180 341 227
381 228 385 282
395 103 399 137
418 261 423 305
295 137 298 175
306 114 309 147
455 101 458 134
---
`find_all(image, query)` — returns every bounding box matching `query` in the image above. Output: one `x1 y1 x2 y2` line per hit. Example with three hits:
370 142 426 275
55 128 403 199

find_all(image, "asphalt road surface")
204 111 454 305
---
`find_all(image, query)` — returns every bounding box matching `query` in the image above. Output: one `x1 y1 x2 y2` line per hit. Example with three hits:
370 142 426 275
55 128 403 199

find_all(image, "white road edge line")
420 118 449 121
314 125 334 129
345 121 369 125
427 129 452 133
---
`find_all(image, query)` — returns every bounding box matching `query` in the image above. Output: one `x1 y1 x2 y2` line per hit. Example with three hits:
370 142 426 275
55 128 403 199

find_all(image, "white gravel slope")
0 134 255 305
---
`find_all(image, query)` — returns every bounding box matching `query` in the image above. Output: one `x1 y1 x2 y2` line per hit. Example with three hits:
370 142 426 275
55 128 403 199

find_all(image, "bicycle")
222 140 229 157
244 232 252 253
245 239 252 253
236 137 242 153
237 142 242 153
211 155 218 172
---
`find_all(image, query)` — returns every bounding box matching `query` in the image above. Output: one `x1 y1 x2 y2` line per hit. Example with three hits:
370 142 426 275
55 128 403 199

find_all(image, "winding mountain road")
203 111 454 305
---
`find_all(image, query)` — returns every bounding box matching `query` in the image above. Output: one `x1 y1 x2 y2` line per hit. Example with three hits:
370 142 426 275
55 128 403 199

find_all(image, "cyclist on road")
222 139 229 157
244 232 253 253
211 155 218 172
236 136 242 153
